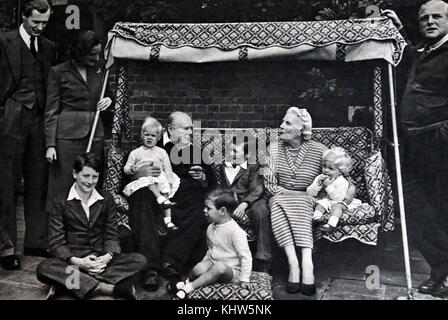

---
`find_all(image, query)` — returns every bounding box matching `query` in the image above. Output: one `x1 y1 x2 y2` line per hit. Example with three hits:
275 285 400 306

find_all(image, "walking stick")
387 63 413 300
86 68 110 153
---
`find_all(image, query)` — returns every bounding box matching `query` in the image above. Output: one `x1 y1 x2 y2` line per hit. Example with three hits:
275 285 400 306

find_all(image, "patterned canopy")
105 17 406 67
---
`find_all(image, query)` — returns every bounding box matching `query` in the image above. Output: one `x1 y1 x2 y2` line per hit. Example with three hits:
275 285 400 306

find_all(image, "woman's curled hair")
70 30 101 61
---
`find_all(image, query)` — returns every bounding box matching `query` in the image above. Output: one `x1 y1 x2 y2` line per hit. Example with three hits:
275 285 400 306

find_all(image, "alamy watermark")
65 265 80 290
365 265 381 290
65 5 80 30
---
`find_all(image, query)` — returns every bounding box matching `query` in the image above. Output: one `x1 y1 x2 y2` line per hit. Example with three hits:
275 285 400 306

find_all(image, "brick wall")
113 59 375 141
0 0 17 31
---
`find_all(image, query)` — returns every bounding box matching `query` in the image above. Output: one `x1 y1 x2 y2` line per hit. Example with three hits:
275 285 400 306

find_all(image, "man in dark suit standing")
384 0 448 298
0 0 56 260
215 139 272 273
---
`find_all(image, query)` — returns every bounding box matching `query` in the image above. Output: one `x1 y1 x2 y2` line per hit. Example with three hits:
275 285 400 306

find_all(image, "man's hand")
46 147 57 163
189 166 206 181
87 254 112 275
141 165 161 177
233 202 249 220
70 255 98 270
380 9 403 31
240 281 253 290
70 255 107 274
96 97 112 111
95 253 113 266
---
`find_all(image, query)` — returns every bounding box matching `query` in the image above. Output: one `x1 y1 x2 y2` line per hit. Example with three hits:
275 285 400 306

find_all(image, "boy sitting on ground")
170 188 253 299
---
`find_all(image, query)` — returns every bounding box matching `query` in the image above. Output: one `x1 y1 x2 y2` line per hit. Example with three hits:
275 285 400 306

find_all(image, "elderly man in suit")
384 0 448 298
0 0 56 261
215 138 272 273
36 153 147 300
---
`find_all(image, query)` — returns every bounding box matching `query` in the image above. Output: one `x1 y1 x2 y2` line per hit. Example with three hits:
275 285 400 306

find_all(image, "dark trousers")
402 133 448 280
164 199 208 272
0 105 48 249
0 221 14 257
128 188 163 271
128 188 208 274
247 198 272 263
36 253 147 299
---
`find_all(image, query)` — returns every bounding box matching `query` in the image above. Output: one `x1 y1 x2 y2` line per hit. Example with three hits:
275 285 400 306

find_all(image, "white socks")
328 216 339 228
313 211 323 220
164 217 172 224
182 282 194 294
175 281 194 299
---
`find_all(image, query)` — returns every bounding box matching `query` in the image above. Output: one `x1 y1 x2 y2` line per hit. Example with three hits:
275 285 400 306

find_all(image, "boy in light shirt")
170 188 253 299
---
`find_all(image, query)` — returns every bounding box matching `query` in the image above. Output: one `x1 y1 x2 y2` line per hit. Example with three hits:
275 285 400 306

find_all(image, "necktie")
30 36 37 57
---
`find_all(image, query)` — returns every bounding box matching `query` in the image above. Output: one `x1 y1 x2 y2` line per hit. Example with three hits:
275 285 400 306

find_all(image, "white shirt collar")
19 23 38 52
224 161 248 170
418 33 448 53
162 131 171 146
67 183 104 206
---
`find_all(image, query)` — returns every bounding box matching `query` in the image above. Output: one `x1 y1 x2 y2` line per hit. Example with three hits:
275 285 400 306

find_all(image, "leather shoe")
301 283 316 296
312 218 326 227
431 278 448 298
285 282 301 294
163 264 181 282
113 279 138 300
23 247 51 258
317 224 336 233
143 270 159 292
418 277 441 295
0 254 21 270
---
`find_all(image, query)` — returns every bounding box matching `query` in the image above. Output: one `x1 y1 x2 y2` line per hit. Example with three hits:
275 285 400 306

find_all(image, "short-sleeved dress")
264 139 327 249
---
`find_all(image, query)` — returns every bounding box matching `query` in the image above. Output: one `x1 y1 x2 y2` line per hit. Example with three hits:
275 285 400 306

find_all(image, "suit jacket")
215 163 264 206
45 60 110 148
48 190 121 261
0 29 55 135
400 40 448 129
165 141 217 206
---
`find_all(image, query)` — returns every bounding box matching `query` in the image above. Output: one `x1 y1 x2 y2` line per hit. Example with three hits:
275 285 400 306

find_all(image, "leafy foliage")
88 0 424 33
299 67 354 103
313 0 422 20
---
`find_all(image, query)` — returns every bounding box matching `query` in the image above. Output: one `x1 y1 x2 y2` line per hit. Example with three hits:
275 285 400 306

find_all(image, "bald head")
167 111 193 146
168 111 192 127
419 0 448 43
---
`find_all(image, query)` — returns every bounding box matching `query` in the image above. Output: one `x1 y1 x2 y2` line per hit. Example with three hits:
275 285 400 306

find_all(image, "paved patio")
1 196 445 300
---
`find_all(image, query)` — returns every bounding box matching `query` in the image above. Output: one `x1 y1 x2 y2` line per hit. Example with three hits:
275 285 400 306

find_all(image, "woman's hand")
46 147 57 163
96 97 112 111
